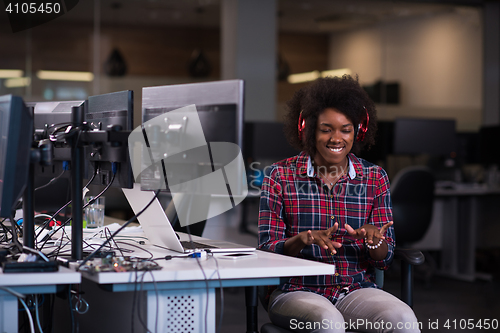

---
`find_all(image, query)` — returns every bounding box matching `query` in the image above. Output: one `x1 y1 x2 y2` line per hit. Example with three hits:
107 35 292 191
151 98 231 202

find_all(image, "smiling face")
313 107 355 170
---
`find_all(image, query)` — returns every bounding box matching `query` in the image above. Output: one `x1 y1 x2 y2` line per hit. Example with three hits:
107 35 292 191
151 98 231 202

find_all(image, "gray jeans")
268 288 421 333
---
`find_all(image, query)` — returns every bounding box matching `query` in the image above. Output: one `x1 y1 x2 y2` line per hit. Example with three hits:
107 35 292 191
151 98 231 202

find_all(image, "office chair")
391 166 436 286
391 166 435 246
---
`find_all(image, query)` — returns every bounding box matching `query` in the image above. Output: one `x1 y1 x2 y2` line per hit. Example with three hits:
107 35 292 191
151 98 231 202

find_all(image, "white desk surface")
78 225 334 286
0 265 81 286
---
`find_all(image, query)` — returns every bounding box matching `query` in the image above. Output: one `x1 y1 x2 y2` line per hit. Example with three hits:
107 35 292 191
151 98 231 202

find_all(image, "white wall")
328 8 482 132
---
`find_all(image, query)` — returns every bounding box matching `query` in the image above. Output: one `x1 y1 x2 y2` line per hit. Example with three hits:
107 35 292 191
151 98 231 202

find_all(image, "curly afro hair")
283 75 377 157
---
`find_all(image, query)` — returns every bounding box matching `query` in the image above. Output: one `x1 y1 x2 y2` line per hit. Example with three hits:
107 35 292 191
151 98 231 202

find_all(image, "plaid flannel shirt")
258 151 395 304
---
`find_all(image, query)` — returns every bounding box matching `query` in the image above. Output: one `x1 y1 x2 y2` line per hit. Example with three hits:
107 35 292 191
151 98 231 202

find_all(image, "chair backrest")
390 166 435 246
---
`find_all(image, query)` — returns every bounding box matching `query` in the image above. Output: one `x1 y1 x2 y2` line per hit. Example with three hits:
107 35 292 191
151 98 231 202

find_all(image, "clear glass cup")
84 196 105 228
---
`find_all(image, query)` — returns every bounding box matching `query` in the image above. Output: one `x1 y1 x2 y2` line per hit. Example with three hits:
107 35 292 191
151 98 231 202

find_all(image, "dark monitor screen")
0 95 33 218
393 118 457 155
244 121 299 163
358 120 394 164
139 80 245 196
85 90 134 189
28 100 86 214
479 125 500 166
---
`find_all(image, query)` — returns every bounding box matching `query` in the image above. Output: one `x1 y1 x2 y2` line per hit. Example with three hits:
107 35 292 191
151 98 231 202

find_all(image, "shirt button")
330 215 334 220
330 195 333 198
335 273 339 276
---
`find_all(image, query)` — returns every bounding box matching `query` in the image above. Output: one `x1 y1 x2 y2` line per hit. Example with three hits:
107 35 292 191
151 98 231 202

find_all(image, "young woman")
258 75 420 333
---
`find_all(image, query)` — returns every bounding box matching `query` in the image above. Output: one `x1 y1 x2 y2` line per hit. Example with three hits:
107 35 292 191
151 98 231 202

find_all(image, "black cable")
46 122 74 142
77 189 161 270
184 223 210 333
68 285 75 333
85 166 116 207
47 294 55 333
131 267 138 333
210 254 225 333
132 269 153 333
148 270 160 333
9 214 23 253
110 234 149 244
137 270 153 333
114 240 153 260
0 217 14 240
38 164 111 252
104 227 125 257
34 169 66 191
35 163 98 248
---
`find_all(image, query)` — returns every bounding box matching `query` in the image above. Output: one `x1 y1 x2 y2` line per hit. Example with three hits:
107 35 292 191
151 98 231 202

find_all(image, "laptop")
122 184 255 253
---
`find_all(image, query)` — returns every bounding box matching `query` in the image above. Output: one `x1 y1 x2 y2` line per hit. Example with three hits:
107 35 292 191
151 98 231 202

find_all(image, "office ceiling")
62 0 480 33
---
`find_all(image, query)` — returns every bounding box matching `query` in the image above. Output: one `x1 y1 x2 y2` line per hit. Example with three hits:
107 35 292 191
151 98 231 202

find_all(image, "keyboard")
181 241 217 249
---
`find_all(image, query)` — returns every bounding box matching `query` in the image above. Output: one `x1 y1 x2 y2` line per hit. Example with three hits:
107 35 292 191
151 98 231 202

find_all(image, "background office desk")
79 232 334 333
415 184 500 281
0 266 81 333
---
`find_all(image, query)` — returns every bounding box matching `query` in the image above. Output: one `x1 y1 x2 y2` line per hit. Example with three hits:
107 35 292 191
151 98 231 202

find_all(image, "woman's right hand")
303 223 342 255
284 222 342 257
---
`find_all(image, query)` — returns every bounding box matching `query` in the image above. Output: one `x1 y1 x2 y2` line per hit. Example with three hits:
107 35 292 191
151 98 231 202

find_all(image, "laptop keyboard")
180 241 218 249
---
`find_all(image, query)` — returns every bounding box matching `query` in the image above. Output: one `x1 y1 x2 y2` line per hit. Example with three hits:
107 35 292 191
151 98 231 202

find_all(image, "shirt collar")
305 155 356 180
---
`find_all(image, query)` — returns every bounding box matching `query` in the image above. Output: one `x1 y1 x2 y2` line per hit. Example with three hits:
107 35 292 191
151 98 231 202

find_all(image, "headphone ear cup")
298 113 305 141
356 109 369 142
356 123 367 142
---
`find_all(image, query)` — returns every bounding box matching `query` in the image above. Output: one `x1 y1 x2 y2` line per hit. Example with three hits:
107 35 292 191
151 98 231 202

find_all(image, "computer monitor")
0 95 33 218
136 80 246 233
139 80 245 195
85 90 134 189
29 100 87 214
393 117 457 156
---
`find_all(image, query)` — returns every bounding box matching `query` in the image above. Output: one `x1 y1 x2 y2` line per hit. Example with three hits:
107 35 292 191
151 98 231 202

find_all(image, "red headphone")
356 107 370 142
298 110 305 141
297 107 369 142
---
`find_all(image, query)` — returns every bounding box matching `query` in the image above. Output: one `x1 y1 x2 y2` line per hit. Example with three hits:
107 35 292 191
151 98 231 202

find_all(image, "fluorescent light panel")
287 70 320 84
37 70 94 82
288 68 352 84
321 68 352 78
4 77 31 88
0 69 24 78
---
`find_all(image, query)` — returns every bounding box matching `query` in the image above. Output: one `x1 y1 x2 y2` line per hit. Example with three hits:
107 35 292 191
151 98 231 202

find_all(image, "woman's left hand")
345 221 392 260
345 221 393 246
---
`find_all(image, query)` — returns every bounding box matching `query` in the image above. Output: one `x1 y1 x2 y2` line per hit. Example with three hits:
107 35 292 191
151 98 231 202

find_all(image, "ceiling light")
287 70 320 84
0 69 24 78
4 77 31 88
36 70 94 82
287 68 352 84
321 68 352 78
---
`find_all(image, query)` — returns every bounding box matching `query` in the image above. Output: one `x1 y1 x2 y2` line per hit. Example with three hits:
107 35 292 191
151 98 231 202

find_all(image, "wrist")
365 238 383 250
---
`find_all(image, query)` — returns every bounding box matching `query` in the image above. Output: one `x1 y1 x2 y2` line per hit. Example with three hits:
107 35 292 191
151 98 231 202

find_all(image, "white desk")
0 266 81 333
79 232 334 333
